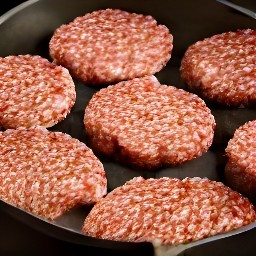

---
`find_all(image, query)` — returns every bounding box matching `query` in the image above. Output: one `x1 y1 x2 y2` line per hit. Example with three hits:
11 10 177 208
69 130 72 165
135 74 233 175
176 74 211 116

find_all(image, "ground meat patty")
180 29 256 107
49 9 173 84
0 55 76 129
84 76 215 170
82 176 256 245
225 120 256 200
0 127 107 221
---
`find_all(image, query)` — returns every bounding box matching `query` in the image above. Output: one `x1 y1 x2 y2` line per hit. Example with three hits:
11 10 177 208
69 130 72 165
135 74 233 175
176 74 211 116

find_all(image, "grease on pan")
180 29 256 107
0 55 76 129
49 8 173 84
84 76 215 170
82 176 256 245
0 127 107 221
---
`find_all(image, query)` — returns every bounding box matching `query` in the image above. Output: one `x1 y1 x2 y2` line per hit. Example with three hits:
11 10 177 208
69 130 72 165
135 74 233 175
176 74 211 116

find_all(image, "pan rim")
0 0 40 25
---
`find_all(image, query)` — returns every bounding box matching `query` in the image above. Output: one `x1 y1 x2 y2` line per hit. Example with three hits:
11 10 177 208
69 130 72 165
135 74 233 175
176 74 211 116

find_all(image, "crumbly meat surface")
180 29 256 107
49 9 173 84
84 76 215 169
0 55 76 129
82 176 256 245
225 120 256 198
0 127 107 221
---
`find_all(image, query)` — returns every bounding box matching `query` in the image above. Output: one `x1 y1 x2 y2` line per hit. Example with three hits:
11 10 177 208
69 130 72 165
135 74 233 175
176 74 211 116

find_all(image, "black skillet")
0 1 256 255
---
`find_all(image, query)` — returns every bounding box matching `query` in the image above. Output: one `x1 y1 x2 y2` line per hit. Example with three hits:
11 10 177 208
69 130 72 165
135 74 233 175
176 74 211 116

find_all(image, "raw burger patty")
180 29 256 107
82 176 256 245
225 120 256 200
0 55 76 129
49 9 173 84
0 127 107 221
84 76 215 170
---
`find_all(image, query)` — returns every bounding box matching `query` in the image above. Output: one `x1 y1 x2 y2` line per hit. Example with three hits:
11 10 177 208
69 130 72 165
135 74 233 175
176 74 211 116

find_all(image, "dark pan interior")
0 0 256 255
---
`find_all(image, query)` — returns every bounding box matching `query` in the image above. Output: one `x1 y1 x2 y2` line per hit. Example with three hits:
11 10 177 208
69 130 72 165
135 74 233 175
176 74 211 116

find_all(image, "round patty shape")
49 9 173 84
180 29 256 107
82 176 256 245
225 120 256 199
0 127 107 221
84 76 215 170
0 55 76 129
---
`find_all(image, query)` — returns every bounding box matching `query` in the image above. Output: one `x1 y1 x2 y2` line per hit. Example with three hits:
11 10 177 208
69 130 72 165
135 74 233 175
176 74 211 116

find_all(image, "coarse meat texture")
0 127 107 221
180 29 256 107
82 176 256 245
84 76 215 170
49 9 173 84
0 55 76 129
225 120 256 202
